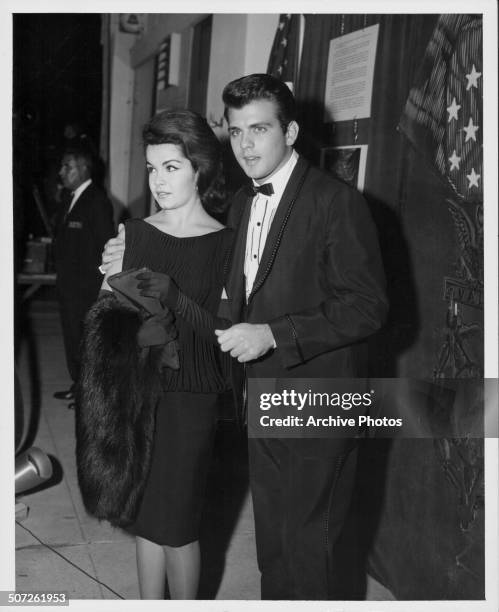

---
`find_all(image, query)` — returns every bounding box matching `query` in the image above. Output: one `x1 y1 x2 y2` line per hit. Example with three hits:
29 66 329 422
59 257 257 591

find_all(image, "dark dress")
122 218 232 546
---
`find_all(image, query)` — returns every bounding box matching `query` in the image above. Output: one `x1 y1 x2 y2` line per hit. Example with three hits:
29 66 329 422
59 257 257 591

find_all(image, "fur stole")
75 291 175 528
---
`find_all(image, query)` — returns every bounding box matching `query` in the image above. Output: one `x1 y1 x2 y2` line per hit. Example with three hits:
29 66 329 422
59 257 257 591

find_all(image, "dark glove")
137 310 180 371
136 270 179 308
136 310 176 347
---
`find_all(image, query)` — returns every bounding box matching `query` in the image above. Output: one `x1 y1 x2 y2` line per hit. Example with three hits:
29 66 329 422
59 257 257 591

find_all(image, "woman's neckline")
138 218 228 239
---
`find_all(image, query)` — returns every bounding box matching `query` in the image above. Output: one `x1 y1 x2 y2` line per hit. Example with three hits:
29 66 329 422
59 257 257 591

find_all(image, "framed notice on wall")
324 24 379 123
320 144 368 192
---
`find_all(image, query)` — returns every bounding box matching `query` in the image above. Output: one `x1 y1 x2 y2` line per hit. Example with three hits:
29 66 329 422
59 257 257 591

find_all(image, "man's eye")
254 126 266 134
146 166 154 174
229 130 240 138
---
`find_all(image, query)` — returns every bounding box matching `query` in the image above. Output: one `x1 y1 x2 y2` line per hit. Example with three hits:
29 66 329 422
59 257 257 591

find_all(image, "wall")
108 16 136 219
126 57 156 219
108 14 206 215
206 14 278 135
130 14 206 67
245 14 280 74
156 29 194 113
118 12 280 210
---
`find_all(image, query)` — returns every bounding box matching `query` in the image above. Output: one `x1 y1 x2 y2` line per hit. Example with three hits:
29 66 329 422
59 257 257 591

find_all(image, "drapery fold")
293 15 484 600
296 14 437 208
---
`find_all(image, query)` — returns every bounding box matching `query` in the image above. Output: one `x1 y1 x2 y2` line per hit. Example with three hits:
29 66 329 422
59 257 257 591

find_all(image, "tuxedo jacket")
54 182 115 302
224 156 388 452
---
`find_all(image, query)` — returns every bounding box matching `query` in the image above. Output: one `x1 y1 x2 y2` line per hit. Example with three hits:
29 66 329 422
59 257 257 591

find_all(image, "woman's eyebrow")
146 158 182 165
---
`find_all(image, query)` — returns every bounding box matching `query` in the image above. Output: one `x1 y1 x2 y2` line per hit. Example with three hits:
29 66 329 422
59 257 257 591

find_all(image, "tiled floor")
14 298 394 602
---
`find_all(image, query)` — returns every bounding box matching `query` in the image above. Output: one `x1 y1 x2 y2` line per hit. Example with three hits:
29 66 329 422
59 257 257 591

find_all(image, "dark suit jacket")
54 182 115 302
225 156 388 454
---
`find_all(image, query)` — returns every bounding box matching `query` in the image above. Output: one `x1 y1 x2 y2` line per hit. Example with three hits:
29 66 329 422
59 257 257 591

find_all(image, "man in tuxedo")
53 145 114 405
101 74 387 599
213 74 387 599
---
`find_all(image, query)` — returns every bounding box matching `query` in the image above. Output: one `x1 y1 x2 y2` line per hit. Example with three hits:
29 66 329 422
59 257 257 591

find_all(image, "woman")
81 110 232 599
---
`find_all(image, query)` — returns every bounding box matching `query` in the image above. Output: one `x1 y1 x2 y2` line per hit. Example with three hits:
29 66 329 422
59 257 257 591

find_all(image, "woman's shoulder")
123 217 146 230
125 214 231 242
202 224 232 244
124 217 159 237
122 218 162 249
219 225 233 243
194 213 225 235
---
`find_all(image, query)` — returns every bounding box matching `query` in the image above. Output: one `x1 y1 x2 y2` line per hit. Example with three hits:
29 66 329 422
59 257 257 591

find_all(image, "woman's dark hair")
222 73 296 132
142 109 226 214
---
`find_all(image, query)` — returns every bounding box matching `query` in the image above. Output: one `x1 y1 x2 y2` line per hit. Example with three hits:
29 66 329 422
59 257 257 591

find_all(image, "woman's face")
146 143 198 211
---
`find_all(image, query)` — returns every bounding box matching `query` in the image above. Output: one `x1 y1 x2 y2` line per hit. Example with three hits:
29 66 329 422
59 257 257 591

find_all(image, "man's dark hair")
222 74 296 132
142 109 226 214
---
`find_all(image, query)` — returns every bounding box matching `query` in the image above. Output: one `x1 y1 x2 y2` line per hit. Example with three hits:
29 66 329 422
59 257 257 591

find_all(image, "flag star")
278 21 285 30
466 168 480 189
448 150 461 171
280 37 288 47
277 65 283 75
465 64 481 90
463 117 479 142
447 97 461 122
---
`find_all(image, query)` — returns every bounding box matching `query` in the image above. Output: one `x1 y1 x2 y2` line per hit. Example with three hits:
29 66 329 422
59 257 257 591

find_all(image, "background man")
102 74 387 599
53 145 114 405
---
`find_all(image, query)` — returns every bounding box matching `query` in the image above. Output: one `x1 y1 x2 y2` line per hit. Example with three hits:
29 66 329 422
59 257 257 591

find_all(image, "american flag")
267 14 300 90
399 15 482 204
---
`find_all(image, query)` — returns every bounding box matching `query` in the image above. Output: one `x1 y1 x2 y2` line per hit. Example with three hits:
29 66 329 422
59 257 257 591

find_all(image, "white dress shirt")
67 178 92 215
244 150 298 300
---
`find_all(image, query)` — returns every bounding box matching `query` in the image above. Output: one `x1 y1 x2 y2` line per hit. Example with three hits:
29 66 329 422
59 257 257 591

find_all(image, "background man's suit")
224 155 388 599
54 183 114 383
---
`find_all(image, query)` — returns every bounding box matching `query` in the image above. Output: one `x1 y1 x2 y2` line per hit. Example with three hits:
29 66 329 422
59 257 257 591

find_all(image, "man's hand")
100 223 125 273
215 323 275 362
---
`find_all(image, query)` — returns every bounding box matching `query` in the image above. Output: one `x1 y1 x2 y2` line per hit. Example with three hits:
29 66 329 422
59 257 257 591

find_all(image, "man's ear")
285 121 299 146
76 157 90 180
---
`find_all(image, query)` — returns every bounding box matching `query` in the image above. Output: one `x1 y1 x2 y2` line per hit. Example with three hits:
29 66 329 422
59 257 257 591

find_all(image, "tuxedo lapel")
225 193 252 320
54 189 72 229
247 157 310 303
68 183 92 219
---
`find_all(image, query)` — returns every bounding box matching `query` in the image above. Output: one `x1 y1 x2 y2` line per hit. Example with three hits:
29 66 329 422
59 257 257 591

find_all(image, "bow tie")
248 182 274 197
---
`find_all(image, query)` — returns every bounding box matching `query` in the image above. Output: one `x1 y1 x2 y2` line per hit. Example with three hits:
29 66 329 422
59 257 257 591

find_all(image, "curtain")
296 14 439 379
295 14 484 600
296 14 437 209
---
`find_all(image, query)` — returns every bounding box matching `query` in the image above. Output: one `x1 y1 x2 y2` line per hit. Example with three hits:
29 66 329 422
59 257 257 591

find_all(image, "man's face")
59 155 86 191
227 99 298 184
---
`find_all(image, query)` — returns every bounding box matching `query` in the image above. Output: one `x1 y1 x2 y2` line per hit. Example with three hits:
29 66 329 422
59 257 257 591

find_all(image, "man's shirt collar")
251 150 298 201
